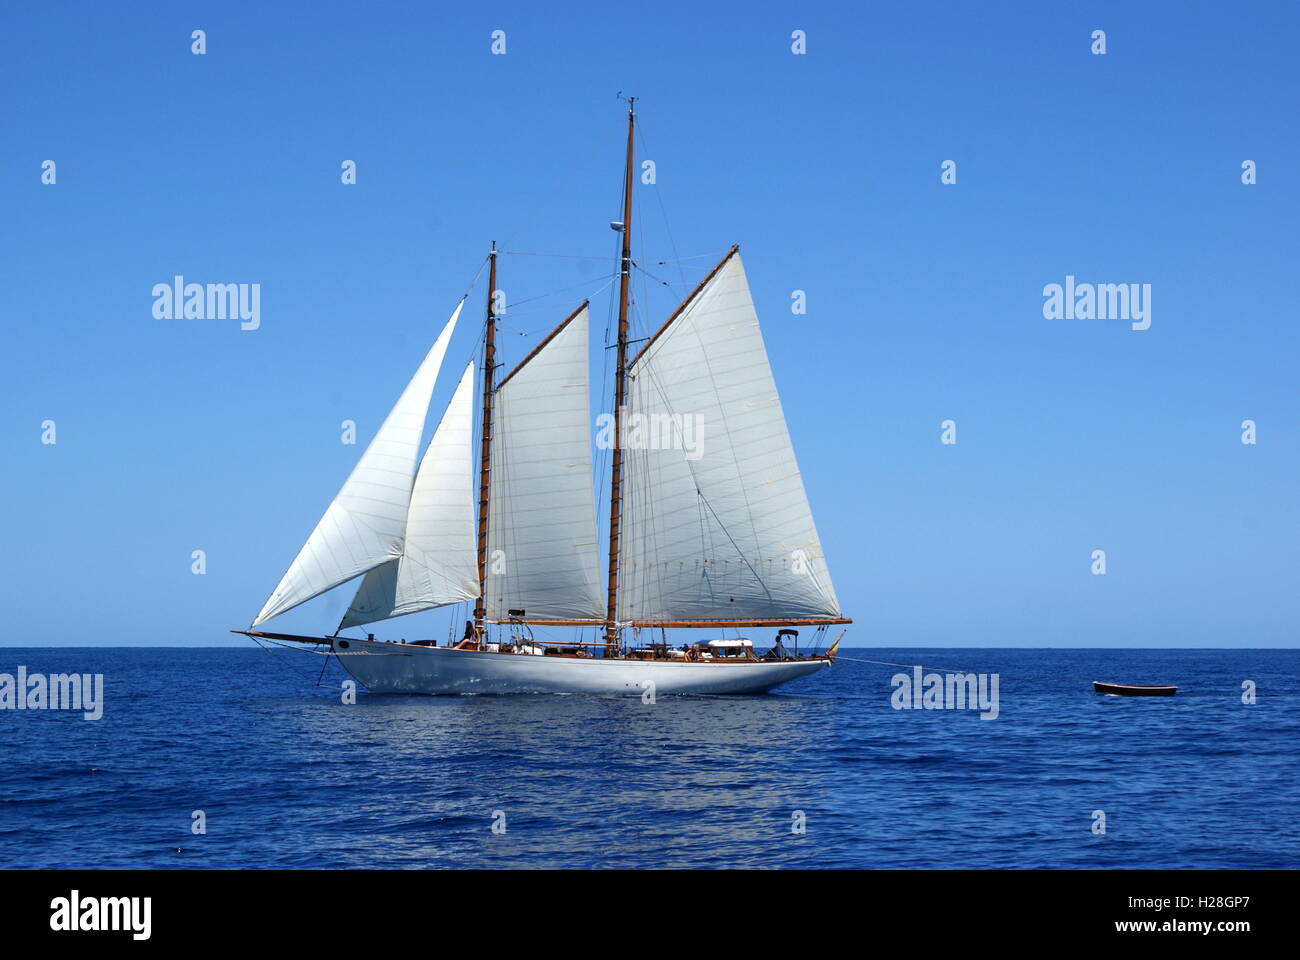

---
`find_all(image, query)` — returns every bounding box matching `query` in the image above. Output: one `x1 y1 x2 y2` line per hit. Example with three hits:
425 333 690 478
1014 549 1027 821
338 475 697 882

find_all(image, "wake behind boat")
233 99 850 696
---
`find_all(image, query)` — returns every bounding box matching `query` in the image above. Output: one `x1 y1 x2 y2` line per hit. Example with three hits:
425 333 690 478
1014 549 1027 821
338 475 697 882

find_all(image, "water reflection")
295 689 841 867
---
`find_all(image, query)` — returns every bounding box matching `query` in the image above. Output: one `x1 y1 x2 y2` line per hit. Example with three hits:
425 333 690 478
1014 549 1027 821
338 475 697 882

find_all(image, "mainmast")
474 241 498 643
605 98 635 653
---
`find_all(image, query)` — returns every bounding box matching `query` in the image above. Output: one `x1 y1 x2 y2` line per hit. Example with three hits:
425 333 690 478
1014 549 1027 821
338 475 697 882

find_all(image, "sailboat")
233 100 851 695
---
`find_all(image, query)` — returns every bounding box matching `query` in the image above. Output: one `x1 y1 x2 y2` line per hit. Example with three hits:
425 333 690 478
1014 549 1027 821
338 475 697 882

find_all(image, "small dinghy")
1093 681 1177 697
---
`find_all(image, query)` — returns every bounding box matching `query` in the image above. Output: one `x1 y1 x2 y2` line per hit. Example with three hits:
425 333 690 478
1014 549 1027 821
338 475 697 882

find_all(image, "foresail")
486 305 604 621
252 302 463 626
617 251 841 624
339 361 479 628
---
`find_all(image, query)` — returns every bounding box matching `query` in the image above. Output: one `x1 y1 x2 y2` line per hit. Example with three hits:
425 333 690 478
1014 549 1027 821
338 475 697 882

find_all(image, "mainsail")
339 361 479 628
616 249 842 624
251 303 462 626
486 304 604 621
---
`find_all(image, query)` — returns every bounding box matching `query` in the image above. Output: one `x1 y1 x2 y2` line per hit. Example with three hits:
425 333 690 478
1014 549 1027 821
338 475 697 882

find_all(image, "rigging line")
627 435 648 616
247 636 333 696
622 384 702 618
695 490 774 604
832 655 1098 685
458 253 492 303
635 125 688 290
507 249 728 265
623 370 715 617
689 477 717 610
499 273 618 311
625 358 705 617
315 647 334 686
604 135 636 627
502 250 614 261
435 310 491 414
637 358 776 607
633 262 677 288
652 250 733 265
487 391 520 621
635 181 651 339
501 277 618 324
650 282 821 610
592 206 621 563
683 321 767 565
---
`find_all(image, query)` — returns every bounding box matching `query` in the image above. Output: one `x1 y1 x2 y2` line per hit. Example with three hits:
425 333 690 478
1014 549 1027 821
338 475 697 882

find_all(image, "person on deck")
766 634 791 660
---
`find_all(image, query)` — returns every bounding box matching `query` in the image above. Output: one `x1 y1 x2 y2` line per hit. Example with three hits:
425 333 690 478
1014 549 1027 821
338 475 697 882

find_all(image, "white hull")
331 637 831 696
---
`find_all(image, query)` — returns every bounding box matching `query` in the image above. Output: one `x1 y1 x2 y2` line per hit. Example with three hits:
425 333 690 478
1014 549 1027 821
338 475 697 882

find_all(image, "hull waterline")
332 637 830 696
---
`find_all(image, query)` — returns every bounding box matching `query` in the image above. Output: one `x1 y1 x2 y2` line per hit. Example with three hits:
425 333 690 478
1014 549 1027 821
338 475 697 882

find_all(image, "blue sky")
3 1 1297 646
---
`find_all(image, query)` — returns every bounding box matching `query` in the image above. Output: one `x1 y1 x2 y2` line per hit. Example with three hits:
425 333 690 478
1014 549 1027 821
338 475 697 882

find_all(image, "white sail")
339 361 479 628
252 303 462 626
486 305 604 621
617 251 841 623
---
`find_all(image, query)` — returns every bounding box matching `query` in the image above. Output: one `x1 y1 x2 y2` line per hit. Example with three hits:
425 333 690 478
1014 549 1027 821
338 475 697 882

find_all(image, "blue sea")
1 647 1296 869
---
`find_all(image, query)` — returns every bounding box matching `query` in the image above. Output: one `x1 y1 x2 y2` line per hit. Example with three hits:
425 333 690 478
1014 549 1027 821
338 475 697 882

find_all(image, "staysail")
251 303 462 626
338 361 479 628
616 249 841 624
486 304 604 621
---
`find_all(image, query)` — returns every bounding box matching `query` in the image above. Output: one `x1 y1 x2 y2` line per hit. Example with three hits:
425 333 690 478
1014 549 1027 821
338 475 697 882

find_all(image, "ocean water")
1 647 1296 869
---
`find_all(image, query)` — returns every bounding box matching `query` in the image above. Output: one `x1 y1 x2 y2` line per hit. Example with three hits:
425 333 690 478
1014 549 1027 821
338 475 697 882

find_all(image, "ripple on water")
1 647 1297 868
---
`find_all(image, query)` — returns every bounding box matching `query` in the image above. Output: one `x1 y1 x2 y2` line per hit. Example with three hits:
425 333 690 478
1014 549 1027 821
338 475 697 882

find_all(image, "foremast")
474 242 498 643
604 98 636 655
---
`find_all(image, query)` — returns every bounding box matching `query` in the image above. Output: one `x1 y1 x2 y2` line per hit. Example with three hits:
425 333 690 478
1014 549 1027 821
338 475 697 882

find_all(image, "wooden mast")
604 98 636 654
474 241 498 643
